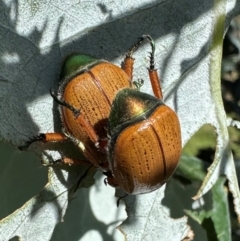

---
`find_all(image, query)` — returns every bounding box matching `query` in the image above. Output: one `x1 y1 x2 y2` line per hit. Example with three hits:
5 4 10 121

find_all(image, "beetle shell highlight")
108 89 181 195
59 54 132 169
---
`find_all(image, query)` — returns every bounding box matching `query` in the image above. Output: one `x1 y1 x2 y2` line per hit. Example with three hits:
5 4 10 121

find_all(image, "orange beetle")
104 36 181 194
19 35 181 195
55 56 132 170
19 42 138 170
107 89 181 194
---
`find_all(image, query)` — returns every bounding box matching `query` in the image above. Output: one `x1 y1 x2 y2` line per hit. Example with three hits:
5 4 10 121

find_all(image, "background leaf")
0 0 240 240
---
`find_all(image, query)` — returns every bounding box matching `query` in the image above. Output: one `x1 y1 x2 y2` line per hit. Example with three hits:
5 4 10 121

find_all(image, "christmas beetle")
19 35 181 195
107 88 181 194
105 36 181 194
19 44 137 170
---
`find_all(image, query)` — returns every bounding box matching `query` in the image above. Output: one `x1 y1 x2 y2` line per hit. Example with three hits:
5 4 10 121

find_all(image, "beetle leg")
123 35 155 77
123 35 163 99
126 36 145 58
73 165 96 193
103 171 129 206
18 134 44 150
45 157 91 167
122 56 134 81
144 35 163 100
117 194 128 207
50 89 101 145
18 133 67 150
123 36 145 80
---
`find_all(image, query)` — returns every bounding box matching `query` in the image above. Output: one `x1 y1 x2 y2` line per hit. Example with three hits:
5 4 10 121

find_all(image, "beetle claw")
116 194 128 207
18 134 45 151
104 178 108 186
18 142 31 151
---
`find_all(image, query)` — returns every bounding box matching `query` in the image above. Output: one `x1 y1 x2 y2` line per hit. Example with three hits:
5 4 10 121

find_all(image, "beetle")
104 37 181 194
19 37 144 169
107 88 181 194
19 35 181 195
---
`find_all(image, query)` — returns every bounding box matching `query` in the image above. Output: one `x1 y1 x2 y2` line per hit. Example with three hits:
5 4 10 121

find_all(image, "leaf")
118 186 190 240
0 143 96 240
0 0 240 240
178 156 231 241
0 168 72 241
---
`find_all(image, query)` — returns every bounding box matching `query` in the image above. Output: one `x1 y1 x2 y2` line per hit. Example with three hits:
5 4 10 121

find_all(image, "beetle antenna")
50 88 80 118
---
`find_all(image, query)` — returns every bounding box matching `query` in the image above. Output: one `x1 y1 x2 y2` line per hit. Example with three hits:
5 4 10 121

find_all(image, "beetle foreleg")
123 36 145 80
126 36 145 58
123 34 162 99
144 35 163 100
